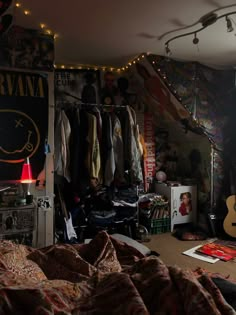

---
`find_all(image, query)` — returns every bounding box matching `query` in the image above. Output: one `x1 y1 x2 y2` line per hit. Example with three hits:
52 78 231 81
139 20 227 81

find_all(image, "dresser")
155 182 197 232
0 203 37 246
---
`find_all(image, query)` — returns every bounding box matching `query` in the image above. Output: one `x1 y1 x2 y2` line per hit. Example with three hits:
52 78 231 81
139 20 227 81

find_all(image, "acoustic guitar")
223 195 236 238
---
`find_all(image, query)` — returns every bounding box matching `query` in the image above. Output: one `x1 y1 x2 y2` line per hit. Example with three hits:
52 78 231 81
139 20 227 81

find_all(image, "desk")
0 203 36 246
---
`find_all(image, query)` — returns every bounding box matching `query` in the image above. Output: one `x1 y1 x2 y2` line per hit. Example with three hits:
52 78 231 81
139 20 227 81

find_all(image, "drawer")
0 206 36 235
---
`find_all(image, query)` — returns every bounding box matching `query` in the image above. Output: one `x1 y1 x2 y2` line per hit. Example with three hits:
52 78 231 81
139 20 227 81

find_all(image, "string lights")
54 52 153 72
14 3 153 72
15 2 58 39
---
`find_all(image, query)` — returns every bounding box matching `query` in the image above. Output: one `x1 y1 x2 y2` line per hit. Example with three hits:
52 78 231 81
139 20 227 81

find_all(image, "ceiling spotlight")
226 16 234 32
193 33 199 45
165 43 171 56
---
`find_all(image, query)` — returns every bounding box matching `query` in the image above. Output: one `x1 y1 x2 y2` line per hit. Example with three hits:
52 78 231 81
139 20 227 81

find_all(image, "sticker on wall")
36 196 52 211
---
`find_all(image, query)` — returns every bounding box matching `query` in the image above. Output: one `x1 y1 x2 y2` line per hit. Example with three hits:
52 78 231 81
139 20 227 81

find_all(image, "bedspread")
0 232 235 315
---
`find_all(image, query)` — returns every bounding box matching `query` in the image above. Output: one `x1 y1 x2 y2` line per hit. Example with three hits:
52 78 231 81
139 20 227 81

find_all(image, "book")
196 242 236 261
182 245 219 264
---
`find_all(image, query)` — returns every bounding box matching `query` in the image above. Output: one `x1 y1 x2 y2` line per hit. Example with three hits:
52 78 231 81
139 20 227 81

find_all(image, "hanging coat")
85 112 101 181
104 114 115 186
112 114 125 183
127 106 143 183
54 110 71 182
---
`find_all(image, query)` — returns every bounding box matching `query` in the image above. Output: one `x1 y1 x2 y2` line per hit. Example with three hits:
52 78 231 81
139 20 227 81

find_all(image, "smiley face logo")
0 109 40 163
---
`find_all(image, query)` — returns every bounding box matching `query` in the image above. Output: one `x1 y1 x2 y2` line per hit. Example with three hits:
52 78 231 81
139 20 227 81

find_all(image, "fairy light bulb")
15 3 21 7
24 10 30 15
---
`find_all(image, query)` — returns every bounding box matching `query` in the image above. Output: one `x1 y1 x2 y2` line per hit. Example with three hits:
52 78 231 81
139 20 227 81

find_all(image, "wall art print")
0 70 48 180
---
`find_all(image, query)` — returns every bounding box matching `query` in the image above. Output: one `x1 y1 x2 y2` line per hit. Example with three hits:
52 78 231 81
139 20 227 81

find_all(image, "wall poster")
55 69 101 106
0 25 54 71
0 70 48 181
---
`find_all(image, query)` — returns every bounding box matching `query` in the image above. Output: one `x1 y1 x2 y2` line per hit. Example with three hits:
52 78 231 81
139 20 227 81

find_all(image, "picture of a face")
0 109 40 163
104 72 115 90
179 192 192 216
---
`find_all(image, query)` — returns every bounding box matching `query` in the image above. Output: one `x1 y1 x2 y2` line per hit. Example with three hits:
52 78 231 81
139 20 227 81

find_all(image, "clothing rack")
53 102 128 110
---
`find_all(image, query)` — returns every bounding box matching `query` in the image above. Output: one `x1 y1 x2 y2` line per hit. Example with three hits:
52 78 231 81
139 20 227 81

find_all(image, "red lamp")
20 157 33 204
21 157 33 184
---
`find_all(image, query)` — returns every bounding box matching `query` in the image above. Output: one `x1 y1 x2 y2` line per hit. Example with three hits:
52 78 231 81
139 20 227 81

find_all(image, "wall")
127 54 235 213
0 25 55 246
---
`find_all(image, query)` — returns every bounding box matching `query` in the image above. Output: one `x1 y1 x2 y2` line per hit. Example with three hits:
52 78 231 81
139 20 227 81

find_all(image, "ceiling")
13 0 236 69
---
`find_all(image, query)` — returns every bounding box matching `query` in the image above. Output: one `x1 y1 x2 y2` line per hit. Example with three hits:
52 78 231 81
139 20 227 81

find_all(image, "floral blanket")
0 231 235 315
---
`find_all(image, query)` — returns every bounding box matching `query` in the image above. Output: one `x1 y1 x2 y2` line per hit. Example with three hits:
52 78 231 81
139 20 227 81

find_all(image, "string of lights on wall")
55 53 151 72
164 10 236 57
14 1 151 72
12 1 188 109
14 2 59 39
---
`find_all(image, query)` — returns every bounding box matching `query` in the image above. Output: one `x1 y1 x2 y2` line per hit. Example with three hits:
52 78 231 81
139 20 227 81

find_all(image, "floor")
146 232 236 279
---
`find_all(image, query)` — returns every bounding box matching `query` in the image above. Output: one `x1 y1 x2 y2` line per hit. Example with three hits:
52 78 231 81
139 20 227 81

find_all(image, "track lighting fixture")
192 33 199 45
164 10 236 56
226 16 234 32
165 43 172 56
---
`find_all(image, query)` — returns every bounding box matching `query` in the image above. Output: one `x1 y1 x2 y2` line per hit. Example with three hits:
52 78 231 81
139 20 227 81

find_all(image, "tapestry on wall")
146 54 235 208
0 70 48 181
0 25 54 71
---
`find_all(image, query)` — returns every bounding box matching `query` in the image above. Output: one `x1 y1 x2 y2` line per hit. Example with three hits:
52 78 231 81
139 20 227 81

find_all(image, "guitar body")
223 195 236 238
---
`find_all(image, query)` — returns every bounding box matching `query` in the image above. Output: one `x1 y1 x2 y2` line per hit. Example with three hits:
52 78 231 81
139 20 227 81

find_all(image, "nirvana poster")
0 70 48 181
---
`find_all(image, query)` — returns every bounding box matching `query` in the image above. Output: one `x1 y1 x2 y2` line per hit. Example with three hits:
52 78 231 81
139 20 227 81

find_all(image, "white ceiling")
13 0 236 68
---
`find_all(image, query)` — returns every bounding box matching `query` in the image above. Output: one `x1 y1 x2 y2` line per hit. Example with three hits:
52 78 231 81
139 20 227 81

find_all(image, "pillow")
111 233 151 256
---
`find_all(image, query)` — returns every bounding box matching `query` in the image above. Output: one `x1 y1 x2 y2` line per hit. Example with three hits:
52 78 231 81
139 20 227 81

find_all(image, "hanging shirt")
139 133 147 159
85 112 101 181
104 114 115 186
54 110 71 182
112 114 125 183
127 106 143 183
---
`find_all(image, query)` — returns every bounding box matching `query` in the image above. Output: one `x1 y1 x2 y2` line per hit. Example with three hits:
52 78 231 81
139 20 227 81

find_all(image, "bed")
0 231 235 315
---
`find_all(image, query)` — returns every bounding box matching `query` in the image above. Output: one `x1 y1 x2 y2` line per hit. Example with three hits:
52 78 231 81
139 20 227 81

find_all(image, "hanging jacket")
85 112 101 181
54 110 71 182
112 114 125 183
127 106 143 183
104 114 115 186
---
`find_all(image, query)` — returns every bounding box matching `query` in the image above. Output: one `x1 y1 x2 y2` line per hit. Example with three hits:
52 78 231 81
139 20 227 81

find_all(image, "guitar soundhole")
232 223 236 226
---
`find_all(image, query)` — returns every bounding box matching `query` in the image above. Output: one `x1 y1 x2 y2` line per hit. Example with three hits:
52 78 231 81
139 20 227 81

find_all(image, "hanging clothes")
117 108 132 171
65 108 81 188
127 106 143 183
103 113 115 186
85 112 101 181
112 114 125 184
54 110 71 182
139 133 147 160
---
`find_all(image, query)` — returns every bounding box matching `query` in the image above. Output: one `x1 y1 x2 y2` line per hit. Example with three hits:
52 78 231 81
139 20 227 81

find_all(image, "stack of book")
183 239 236 263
